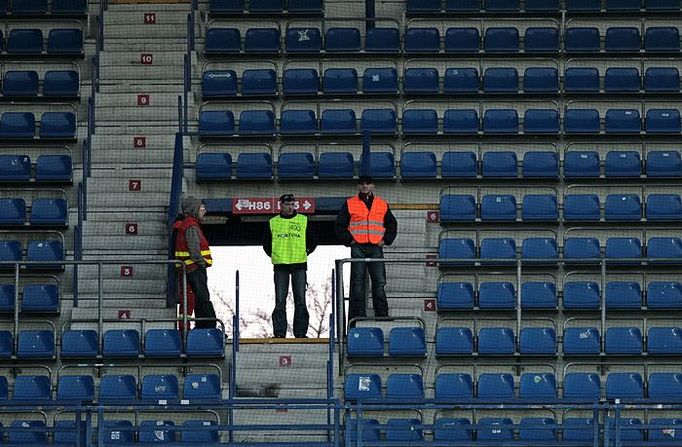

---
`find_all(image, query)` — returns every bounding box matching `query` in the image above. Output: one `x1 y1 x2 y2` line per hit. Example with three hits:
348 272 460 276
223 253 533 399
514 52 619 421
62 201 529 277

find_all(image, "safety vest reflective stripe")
347 196 388 244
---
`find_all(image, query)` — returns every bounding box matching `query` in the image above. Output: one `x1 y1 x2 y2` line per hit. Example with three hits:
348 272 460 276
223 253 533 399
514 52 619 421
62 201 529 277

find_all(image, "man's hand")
378 240 385 247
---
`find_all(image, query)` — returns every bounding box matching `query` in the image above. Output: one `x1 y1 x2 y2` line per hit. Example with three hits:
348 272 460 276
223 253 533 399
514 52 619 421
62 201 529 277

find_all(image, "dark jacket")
334 193 397 247
263 211 317 271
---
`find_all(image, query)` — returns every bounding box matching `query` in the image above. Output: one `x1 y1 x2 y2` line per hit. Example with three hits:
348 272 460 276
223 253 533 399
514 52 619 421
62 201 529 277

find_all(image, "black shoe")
273 335 285 338
295 335 308 338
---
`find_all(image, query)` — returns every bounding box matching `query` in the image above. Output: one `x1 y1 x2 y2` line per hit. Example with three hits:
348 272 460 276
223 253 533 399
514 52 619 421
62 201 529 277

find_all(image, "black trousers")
186 266 217 328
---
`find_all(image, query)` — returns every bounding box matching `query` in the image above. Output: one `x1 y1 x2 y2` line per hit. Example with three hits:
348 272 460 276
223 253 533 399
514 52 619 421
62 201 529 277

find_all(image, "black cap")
358 175 374 184
279 193 295 203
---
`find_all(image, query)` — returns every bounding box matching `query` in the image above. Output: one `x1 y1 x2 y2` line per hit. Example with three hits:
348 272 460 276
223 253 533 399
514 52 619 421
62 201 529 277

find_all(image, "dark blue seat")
524 109 559 134
365 27 400 53
565 194 600 221
186 328 224 357
325 27 360 52
57 375 94 403
61 329 98 358
483 109 518 133
564 151 600 178
236 152 272 179
524 27 559 53
650 373 682 400
51 0 87 14
520 373 556 399
481 194 516 221
361 109 396 135
47 29 83 54
347 327 383 357
478 328 515 354
17 330 54 358
605 151 642 177
522 194 558 221
144 329 182 358
198 111 234 136
646 0 681 10
565 237 601 264
564 67 599 93
522 237 558 261
249 0 281 12
103 329 140 357
3 71 38 97
318 152 353 179
204 28 240 54
405 27 440 53
8 420 46 444
445 27 480 53
238 110 275 135
648 236 682 262
21 284 59 312
99 375 137 403
282 69 318 95
605 194 642 221
35 155 71 182
406 0 440 12
288 0 323 12
43 70 79 97
484 27 519 53
389 327 426 356
139 420 176 443
442 151 476 177
0 284 15 311
278 152 315 178
605 109 641 134
605 237 643 262
0 240 22 265
647 194 682 220
649 418 682 442
0 112 35 139
604 67 640 92
401 151 437 178
369 152 395 179
27 240 64 269
479 281 515 309
184 373 221 402
645 27 680 52
344 374 381 401
645 67 679 92
402 110 437 135
445 0 479 10
362 68 398 94
521 282 557 308
648 329 682 355
385 418 423 441
483 67 517 93
523 67 558 92
520 418 556 442
648 281 682 308
443 68 479 93
403 68 439 94
320 109 356 134
12 0 47 14
564 328 601 355
0 155 31 181
443 109 479 134
40 112 75 139
606 373 644 399
565 27 600 53
14 375 50 400
606 27 641 52
523 151 558 178
478 418 513 441
280 110 317 135
244 28 280 53
7 29 42 54
526 0 560 8
285 27 321 53
181 420 219 443
438 238 475 264
435 327 473 355
440 195 476 222
646 109 681 133
482 151 517 177
323 68 357 94
647 150 682 177
196 153 232 181
141 374 179 400
606 0 639 9
242 69 277 96
433 418 473 442
0 198 25 225
564 109 600 134
486 0 519 10
437 282 474 309
435 373 473 400
564 281 600 309
346 419 381 443
0 330 12 357
30 198 67 225
606 281 642 309
478 373 514 398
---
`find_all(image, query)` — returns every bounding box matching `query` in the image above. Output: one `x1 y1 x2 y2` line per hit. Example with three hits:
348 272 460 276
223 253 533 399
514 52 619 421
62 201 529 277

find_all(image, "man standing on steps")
335 176 397 324
175 197 217 329
263 194 317 338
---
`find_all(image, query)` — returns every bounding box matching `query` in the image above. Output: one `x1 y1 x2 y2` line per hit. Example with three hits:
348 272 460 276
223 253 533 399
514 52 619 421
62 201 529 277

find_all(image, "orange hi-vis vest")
347 195 388 244
174 216 213 271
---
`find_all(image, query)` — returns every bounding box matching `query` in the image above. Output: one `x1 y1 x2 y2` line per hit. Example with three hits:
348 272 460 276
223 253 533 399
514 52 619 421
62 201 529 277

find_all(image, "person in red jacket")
335 176 397 323
174 197 216 328
172 214 195 331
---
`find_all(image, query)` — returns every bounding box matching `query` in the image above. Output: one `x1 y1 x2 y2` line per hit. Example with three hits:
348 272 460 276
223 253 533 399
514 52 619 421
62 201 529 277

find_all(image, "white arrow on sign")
303 200 312 210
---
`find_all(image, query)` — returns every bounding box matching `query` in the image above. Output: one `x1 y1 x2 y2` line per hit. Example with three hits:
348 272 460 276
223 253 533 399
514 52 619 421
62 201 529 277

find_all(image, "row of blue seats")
406 0 681 13
202 66 682 98
204 25 681 55
440 193 682 222
195 150 682 181
0 373 221 402
209 0 322 13
0 198 67 226
0 112 75 139
438 236 682 263
347 327 425 357
0 154 72 182
198 107 682 137
438 280 682 310
0 70 78 98
0 283 58 312
0 0 87 15
0 328 224 359
345 371 682 401
0 28 82 55
0 239 63 265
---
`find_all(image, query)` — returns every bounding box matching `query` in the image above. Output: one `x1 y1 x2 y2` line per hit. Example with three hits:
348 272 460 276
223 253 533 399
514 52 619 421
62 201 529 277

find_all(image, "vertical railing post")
97 263 103 349
516 258 522 350
13 263 19 351
601 258 607 353
335 260 345 375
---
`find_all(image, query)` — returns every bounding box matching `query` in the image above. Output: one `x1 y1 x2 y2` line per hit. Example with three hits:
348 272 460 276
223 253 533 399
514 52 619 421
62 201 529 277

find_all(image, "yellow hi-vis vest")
269 213 308 265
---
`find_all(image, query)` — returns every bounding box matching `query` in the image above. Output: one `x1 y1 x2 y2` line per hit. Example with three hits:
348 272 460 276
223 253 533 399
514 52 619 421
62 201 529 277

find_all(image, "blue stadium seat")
248 0 281 12
238 110 275 135
647 150 682 177
439 195 476 222
184 373 221 402
403 68 439 94
524 27 559 53
434 373 473 400
564 194 600 221
369 152 395 179
186 328 224 357
320 109 356 134
280 110 317 135
7 29 43 54
487 0 519 11
443 68 479 93
481 194 516 221
437 282 474 309
362 68 398 94
51 0 87 14
645 27 680 52
36 154 71 182
647 194 682 220
139 420 175 443
484 27 519 53
564 418 598 443
244 28 280 53
400 151 437 178
54 420 88 446
8 420 46 444
564 373 601 400
565 109 600 134
565 27 600 53
282 69 318 95
242 69 277 96
605 237 642 262
196 153 232 181
40 112 76 139
606 373 644 399
144 329 181 358
17 330 54 358
649 418 682 442
346 419 380 443
478 418 513 441
482 151 517 177
606 281 641 309
605 27 640 52
604 67 640 92
27 240 64 269
344 374 381 401
43 70 79 98
483 67 517 92
648 328 682 355
479 281 515 309
385 418 423 442
645 67 679 92
364 27 400 53
564 327 600 355
523 67 558 92
0 198 25 225
648 281 682 308
606 0 639 10
564 281 600 309
0 155 31 181
0 0 7 13
520 373 556 399
388 327 426 356
101 420 134 443
347 327 383 357
648 236 682 262
100 376 137 403
3 71 38 97
204 28 240 54
323 68 357 93
406 0 440 12
646 109 681 133
361 109 396 134
0 240 22 265
47 29 83 54
0 112 35 138
278 152 315 178
483 109 518 133
13 0 47 14
650 373 682 402
0 284 15 311
646 0 681 10
520 327 556 354
405 27 440 53
318 152 353 179
22 284 59 312
14 375 50 401
30 198 67 226
435 327 473 355
182 420 219 443
520 418 556 442
443 109 479 134
605 109 641 134
386 374 424 400
288 0 323 12
433 418 473 442
438 238 475 264
478 328 515 354
525 0 559 10
564 67 600 93
480 238 516 262
605 194 642 221
325 27 360 52
478 373 514 399
103 329 140 358
57 375 94 403
61 329 98 358
141 375 179 401
445 27 480 53
605 328 643 354
0 330 11 357
446 0 479 11
564 152 600 179
402 109 437 135
522 237 558 261
198 111 234 136
442 151 477 177
521 282 557 309
285 27 321 53
524 109 559 134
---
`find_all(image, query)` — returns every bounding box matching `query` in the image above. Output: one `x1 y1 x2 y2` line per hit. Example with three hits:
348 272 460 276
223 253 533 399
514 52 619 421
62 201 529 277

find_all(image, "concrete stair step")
103 41 189 52
73 296 171 308
99 66 186 81
71 307 175 321
96 107 189 121
106 4 191 12
85 192 169 208
77 262 167 279
104 10 193 25
99 51 195 66
83 220 167 236
97 92 187 106
98 81 185 93
91 134 182 149
88 176 170 193
82 235 166 250
95 125 186 135
86 210 167 224
77 278 166 294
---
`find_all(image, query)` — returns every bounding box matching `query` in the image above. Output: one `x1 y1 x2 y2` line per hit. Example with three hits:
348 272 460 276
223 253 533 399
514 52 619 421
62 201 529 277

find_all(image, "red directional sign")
232 197 316 215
